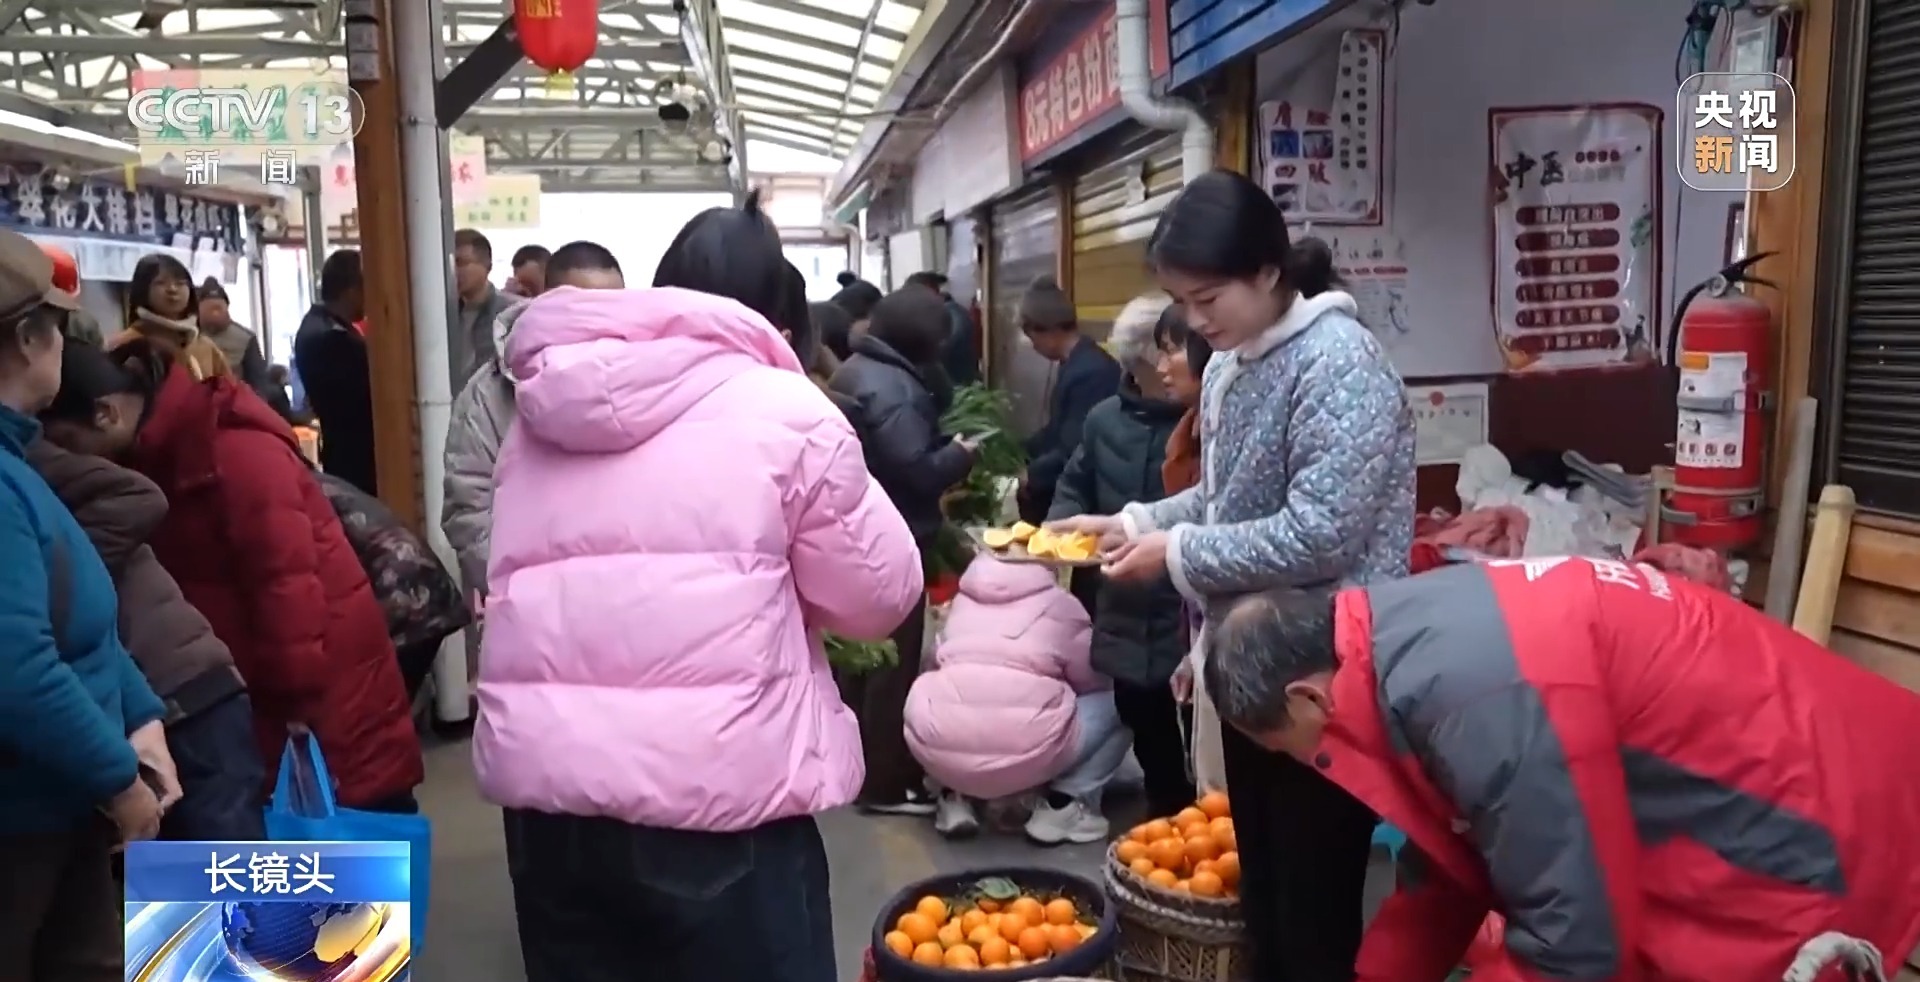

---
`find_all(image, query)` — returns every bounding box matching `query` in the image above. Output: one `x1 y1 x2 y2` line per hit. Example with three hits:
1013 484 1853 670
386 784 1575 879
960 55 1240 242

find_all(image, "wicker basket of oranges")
1102 791 1244 981
871 868 1119 980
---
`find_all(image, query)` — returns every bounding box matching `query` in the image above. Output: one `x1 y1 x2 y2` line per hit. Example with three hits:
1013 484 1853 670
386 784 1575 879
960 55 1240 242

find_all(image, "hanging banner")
1256 30 1385 226
448 132 489 204
454 173 541 229
1489 104 1663 374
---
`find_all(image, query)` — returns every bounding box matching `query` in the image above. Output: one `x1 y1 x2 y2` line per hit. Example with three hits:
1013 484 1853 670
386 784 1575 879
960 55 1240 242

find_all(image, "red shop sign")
1017 0 1170 162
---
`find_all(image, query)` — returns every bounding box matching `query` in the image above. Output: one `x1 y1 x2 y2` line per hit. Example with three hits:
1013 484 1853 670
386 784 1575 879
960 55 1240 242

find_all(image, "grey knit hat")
1017 274 1075 330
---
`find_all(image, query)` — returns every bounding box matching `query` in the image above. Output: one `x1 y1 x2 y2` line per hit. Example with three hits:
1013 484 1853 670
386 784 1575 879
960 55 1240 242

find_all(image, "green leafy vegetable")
927 385 1026 580
825 634 898 675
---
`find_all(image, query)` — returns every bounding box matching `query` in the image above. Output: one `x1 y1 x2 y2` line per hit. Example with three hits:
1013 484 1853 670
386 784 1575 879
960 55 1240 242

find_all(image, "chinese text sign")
125 840 413 981
1489 105 1664 374
1677 72 1796 192
1017 0 1170 161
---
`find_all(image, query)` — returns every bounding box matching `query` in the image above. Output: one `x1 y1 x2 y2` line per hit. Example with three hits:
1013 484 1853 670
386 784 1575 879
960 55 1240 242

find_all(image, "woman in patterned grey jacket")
1051 170 1415 982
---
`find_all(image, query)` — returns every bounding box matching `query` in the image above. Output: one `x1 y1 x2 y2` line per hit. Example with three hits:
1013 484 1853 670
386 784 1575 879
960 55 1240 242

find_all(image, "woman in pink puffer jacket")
904 556 1132 845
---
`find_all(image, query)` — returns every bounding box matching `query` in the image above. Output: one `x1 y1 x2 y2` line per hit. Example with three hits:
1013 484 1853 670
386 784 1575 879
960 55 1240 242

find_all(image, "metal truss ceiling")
0 0 930 190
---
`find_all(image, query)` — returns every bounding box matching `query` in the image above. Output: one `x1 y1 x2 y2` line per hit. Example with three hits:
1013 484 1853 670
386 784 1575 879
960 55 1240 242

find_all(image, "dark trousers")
1112 680 1195 817
161 694 269 841
351 792 419 814
1223 723 1376 982
0 818 123 982
838 594 926 804
504 810 835 982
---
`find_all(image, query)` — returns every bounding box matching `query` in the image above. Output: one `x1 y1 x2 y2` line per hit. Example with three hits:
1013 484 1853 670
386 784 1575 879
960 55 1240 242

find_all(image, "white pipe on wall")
1115 0 1214 182
391 0 471 723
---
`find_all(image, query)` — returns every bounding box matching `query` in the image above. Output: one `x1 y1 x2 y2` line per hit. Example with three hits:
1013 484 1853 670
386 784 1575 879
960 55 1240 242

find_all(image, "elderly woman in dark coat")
32 352 263 840
1045 293 1194 817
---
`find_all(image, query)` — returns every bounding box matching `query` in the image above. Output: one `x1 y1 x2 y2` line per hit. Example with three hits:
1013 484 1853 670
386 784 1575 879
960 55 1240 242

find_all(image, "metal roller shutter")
1820 0 1920 515
989 184 1060 436
1071 130 1183 342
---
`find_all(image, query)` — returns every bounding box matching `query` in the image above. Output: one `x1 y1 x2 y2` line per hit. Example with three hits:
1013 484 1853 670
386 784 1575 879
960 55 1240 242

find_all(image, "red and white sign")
1017 1 1170 162
1489 104 1664 374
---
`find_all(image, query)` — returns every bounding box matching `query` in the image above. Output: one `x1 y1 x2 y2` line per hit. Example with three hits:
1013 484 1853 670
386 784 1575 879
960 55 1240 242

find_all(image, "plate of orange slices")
970 523 1103 567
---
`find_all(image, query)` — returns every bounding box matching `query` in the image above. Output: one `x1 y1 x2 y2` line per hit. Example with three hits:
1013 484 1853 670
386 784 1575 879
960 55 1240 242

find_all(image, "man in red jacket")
1203 557 1920 982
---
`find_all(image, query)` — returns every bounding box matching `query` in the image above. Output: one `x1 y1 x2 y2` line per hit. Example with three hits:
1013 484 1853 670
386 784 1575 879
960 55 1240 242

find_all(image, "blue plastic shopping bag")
265 732 432 952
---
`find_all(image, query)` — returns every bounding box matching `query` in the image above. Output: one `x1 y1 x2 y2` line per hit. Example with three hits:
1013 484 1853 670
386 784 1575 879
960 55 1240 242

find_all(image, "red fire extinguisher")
1660 253 1776 550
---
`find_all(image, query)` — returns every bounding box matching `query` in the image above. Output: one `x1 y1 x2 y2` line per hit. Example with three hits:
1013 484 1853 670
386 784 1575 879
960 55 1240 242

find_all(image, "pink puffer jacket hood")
905 557 1102 800
474 286 924 831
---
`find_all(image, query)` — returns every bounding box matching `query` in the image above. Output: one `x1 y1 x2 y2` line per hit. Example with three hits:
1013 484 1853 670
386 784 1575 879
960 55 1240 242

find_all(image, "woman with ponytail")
1048 169 1416 982
476 190 920 982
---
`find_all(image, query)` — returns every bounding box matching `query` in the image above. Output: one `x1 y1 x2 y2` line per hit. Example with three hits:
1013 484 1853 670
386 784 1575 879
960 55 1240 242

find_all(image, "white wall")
1257 0 1723 378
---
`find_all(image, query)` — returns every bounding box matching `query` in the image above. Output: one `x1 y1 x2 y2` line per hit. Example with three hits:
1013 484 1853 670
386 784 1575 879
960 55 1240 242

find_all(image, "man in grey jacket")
441 241 623 602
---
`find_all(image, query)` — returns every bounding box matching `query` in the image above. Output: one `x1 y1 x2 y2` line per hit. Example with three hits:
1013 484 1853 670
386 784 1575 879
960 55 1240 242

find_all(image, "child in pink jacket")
904 556 1131 844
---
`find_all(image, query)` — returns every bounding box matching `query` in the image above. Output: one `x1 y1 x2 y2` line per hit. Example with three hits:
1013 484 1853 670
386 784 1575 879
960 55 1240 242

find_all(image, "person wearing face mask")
1049 169 1416 982
1204 563 1920 982
109 253 230 381
0 230 179 980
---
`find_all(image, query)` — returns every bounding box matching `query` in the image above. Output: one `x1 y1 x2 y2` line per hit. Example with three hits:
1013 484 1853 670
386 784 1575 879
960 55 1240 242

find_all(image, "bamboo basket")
1103 844 1244 982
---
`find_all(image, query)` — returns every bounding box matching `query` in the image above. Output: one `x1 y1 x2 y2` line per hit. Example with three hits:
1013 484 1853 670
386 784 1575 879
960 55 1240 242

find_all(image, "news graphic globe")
220 900 383 980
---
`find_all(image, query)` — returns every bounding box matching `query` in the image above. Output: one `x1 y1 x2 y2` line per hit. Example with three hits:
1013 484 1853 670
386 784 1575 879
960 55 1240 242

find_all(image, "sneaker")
934 792 979 838
1024 796 1109 845
861 788 936 816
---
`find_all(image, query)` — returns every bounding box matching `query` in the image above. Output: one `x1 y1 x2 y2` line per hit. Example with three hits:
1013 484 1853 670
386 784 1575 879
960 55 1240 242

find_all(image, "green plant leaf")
976 876 1020 900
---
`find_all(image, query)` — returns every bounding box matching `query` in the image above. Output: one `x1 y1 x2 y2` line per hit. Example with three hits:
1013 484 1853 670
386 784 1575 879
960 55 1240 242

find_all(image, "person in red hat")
35 243 102 347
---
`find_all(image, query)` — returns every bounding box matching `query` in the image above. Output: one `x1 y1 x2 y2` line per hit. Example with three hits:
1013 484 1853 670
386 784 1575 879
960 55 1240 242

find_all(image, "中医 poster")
1489 104 1664 373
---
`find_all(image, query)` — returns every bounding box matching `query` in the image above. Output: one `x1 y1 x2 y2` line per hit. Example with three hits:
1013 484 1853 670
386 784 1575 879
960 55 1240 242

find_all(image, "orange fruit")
997 912 1028 942
967 924 997 947
1115 840 1148 865
978 937 1011 966
1189 869 1226 897
1043 898 1077 926
1008 897 1045 925
1142 819 1174 841
897 912 939 946
1198 791 1230 819
975 898 1000 914
1146 868 1178 888
1193 859 1216 877
1184 835 1220 865
1212 826 1237 854
960 909 987 934
1129 857 1157 877
943 944 980 969
936 921 965 949
912 941 945 966
1172 879 1191 892
1016 926 1051 960
915 895 950 923
1214 851 1241 888
1146 838 1185 872
1209 816 1234 836
1127 823 1155 844
1008 951 1028 967
1173 807 1208 827
884 931 914 957
1048 923 1083 953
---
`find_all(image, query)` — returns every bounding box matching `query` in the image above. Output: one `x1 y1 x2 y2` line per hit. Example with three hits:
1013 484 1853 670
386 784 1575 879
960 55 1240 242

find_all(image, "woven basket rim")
1103 841 1241 915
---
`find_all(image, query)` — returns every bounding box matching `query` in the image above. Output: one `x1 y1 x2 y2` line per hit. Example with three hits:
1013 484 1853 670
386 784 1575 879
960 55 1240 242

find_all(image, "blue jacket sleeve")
118 647 165 733
0 496 142 801
1166 340 1412 597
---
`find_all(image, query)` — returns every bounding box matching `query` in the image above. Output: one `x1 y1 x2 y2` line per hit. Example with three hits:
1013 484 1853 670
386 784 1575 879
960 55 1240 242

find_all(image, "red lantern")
516 0 598 74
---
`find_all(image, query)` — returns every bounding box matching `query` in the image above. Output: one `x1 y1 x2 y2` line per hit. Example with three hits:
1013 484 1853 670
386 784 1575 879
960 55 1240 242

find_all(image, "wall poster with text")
1489 104 1664 374
1256 30 1385 225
